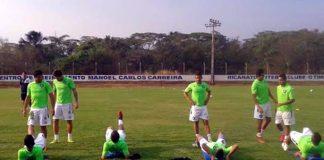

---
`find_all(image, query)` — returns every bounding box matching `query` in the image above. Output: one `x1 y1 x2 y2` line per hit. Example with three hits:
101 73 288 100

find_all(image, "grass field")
1 84 324 160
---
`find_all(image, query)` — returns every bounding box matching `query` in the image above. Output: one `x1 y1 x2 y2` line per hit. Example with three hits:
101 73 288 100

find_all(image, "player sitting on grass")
18 133 48 160
101 111 140 160
290 128 324 160
196 132 239 160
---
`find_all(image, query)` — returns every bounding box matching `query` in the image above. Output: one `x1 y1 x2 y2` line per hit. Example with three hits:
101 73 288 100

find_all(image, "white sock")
118 120 123 125
68 133 72 140
261 129 265 134
54 134 59 140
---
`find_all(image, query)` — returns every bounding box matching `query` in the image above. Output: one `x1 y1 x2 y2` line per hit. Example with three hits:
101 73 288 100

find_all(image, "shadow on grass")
232 146 257 160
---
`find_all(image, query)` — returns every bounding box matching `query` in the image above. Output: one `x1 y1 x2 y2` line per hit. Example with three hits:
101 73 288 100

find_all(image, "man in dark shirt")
19 71 31 103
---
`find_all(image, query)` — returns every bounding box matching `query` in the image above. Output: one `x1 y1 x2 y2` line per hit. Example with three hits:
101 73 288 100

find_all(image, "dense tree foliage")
1 29 324 75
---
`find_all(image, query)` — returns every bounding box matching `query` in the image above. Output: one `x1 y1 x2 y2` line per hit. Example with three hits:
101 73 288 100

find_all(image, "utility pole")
205 19 221 85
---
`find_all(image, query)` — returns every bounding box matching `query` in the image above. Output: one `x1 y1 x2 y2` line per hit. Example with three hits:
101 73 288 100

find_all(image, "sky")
0 0 324 43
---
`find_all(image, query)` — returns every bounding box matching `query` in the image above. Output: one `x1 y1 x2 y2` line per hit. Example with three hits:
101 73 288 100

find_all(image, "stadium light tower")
205 18 221 85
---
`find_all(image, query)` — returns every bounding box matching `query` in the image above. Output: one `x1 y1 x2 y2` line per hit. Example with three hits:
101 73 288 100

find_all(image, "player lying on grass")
196 132 239 160
290 128 324 160
18 133 48 160
100 111 141 160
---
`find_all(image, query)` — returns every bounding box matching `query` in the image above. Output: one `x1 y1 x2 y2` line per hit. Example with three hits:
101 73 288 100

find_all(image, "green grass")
1 85 324 160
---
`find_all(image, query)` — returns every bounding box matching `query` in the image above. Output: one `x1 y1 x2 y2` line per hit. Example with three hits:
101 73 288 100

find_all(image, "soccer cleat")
118 111 123 120
279 134 285 142
50 139 59 144
67 139 75 143
256 136 266 144
281 142 288 151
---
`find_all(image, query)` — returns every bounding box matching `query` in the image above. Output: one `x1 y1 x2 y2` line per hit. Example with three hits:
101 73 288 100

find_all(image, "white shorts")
199 136 226 153
275 111 295 125
189 105 208 122
34 133 46 149
27 108 51 126
253 102 272 119
290 127 313 146
105 127 126 141
52 103 74 120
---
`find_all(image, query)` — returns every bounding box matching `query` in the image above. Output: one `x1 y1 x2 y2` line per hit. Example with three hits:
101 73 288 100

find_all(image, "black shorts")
21 93 27 101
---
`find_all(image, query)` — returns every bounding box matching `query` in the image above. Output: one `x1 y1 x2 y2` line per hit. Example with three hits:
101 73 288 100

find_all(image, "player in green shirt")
184 72 212 146
290 128 324 160
23 70 55 147
275 73 295 151
101 111 130 159
196 132 239 160
18 134 45 160
251 69 276 144
51 70 79 143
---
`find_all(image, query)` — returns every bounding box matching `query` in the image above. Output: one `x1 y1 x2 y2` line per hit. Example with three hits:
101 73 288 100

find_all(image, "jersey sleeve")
45 82 53 94
251 81 257 94
17 149 25 160
205 83 211 92
27 84 31 96
184 84 192 93
224 146 232 155
288 87 295 100
53 81 56 92
34 147 44 160
68 79 76 89
121 142 130 157
101 142 109 157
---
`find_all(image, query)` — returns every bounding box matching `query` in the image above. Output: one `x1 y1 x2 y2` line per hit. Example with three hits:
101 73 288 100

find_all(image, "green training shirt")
206 141 232 156
298 136 324 158
53 77 75 104
18 145 43 160
102 139 129 157
27 80 53 109
184 82 210 106
251 79 269 105
277 84 295 112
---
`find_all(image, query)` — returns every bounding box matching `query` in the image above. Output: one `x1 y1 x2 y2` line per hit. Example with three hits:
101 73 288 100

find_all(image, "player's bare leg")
67 120 74 142
256 120 265 144
117 111 124 130
202 120 212 141
276 123 285 142
51 119 60 143
28 125 35 136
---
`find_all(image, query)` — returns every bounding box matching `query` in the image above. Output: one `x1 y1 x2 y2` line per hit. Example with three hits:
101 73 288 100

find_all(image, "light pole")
206 18 221 85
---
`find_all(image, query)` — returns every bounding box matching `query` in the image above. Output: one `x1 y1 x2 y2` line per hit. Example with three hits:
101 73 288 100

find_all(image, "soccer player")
101 111 130 159
251 69 276 143
22 70 55 146
18 134 46 160
290 128 324 160
275 73 295 151
19 71 31 104
50 70 79 143
184 72 212 146
196 132 239 160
